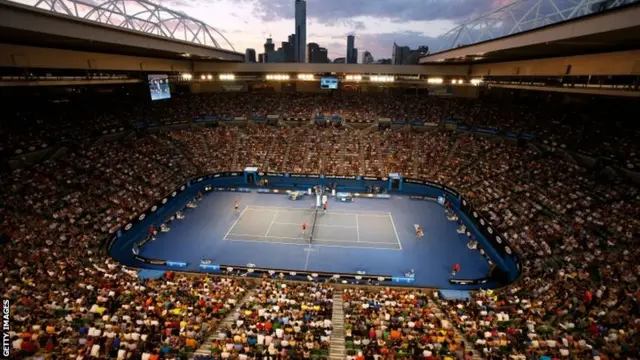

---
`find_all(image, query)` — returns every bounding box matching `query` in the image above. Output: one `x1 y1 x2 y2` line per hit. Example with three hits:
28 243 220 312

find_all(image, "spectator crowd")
0 91 638 359
209 280 334 359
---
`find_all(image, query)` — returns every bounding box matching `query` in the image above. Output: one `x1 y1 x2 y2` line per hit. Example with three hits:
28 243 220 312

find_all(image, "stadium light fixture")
200 75 206 80
266 74 290 81
470 78 483 86
219 74 235 81
181 73 193 80
427 78 443 84
370 75 394 83
298 74 314 80
345 75 362 81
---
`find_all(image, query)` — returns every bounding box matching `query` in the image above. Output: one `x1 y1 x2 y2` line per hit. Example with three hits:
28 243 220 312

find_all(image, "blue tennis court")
137 191 490 288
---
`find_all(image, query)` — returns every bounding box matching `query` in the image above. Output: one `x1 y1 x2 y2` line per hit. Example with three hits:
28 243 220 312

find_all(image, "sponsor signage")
325 175 357 180
392 277 416 284
105 234 118 254
218 264 392 282
460 198 516 259
362 176 385 181
450 277 489 285
133 255 166 265
409 195 437 201
288 173 321 178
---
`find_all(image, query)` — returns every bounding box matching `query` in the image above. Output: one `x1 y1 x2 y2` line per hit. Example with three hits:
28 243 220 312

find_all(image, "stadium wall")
470 50 640 77
0 44 192 72
193 62 469 76
4 44 639 81
107 172 521 288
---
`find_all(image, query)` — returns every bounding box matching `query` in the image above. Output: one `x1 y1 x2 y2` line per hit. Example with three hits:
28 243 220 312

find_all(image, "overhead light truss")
436 0 638 53
21 0 235 51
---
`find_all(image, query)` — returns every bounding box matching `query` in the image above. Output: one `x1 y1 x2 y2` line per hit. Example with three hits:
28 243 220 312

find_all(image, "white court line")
228 233 305 241
304 244 313 270
223 237 402 251
316 238 396 245
223 205 248 239
388 212 403 250
355 214 360 242
245 208 314 214
265 211 278 236
246 205 390 217
272 222 356 229
226 233 397 245
332 213 390 218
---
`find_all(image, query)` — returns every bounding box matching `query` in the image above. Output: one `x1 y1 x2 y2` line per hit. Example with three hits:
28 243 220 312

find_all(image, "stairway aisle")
329 290 346 360
358 131 366 174
431 303 484 360
192 289 255 358
230 130 242 170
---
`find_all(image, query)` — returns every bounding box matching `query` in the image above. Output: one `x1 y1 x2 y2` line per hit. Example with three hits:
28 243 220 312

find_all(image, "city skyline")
104 0 514 60
12 0 517 59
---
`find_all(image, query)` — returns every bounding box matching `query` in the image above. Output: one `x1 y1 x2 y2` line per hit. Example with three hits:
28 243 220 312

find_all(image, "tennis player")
452 263 460 277
416 226 424 240
234 200 239 213
323 202 328 214
302 221 307 236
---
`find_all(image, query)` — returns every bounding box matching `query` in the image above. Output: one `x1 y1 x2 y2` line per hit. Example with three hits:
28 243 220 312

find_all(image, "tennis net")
309 206 319 242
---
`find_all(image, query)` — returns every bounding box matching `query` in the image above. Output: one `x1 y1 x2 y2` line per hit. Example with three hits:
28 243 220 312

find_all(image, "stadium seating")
342 288 466 359
212 280 333 358
1 92 638 359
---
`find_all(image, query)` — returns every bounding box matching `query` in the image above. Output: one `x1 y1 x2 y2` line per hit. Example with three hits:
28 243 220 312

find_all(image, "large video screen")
148 74 171 101
320 77 338 89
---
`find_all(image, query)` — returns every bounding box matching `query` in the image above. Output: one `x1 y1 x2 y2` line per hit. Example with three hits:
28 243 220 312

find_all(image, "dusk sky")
157 0 513 59
17 0 517 60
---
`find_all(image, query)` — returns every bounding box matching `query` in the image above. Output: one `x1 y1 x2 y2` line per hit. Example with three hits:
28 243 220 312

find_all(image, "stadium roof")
0 0 244 61
421 0 640 64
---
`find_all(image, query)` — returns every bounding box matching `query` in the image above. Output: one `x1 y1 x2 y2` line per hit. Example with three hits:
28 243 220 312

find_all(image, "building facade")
295 0 307 63
245 48 256 63
392 43 429 65
284 34 296 62
264 38 275 54
392 43 410 65
362 51 374 64
346 35 356 64
307 43 329 63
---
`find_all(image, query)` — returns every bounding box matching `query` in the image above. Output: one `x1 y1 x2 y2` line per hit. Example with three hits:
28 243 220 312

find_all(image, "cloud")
319 19 366 31
248 0 506 23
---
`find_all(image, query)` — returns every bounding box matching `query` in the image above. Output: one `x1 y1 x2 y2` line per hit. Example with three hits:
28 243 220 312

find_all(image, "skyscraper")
245 48 256 63
318 47 329 63
264 38 275 54
352 48 358 64
392 42 410 65
307 43 319 63
307 43 329 63
362 51 374 64
346 35 356 64
284 34 296 62
295 0 307 63
392 43 429 65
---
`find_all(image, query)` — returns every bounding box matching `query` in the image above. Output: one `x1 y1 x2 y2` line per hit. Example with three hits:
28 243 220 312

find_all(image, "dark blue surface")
135 191 490 288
